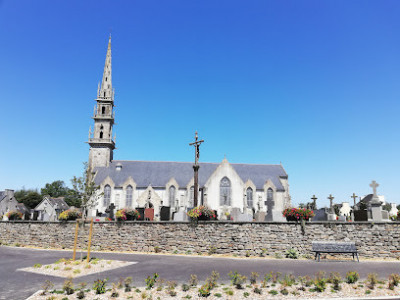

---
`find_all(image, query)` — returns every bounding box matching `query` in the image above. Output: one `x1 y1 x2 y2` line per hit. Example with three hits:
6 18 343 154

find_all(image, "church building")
87 37 291 221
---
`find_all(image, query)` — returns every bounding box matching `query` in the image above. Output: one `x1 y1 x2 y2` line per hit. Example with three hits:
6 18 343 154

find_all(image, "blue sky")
1 1 399 207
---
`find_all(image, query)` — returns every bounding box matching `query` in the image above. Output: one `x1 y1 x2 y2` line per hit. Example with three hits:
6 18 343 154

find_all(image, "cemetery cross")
311 195 317 210
351 193 358 208
189 131 204 207
328 194 335 214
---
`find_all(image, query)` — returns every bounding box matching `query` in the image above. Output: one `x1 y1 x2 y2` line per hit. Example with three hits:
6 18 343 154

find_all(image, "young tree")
70 162 102 219
15 190 42 209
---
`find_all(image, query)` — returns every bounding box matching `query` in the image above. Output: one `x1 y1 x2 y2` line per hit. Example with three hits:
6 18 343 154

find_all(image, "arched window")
266 188 274 206
220 177 231 206
102 106 106 115
99 131 103 138
126 185 133 207
104 185 111 207
169 186 176 205
246 187 253 208
189 186 194 207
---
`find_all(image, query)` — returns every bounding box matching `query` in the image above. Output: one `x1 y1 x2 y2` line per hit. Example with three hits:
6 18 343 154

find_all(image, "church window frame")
266 188 274 206
246 187 253 208
189 186 194 207
104 185 111 207
126 185 133 207
102 106 106 115
220 177 231 206
169 185 176 206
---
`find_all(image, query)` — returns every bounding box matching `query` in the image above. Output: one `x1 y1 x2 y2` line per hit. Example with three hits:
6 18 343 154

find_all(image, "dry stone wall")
1 221 400 259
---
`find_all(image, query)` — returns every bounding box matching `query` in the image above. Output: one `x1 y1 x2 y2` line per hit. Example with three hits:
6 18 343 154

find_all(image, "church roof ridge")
112 159 283 167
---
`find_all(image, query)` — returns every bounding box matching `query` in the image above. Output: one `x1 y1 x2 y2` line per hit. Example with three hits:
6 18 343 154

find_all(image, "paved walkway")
1 246 400 300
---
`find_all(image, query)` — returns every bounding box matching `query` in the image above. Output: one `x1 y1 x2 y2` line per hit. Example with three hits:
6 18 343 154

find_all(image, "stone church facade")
87 37 291 220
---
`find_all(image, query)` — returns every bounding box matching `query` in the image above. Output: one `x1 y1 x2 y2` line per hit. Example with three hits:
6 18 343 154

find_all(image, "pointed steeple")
99 35 113 100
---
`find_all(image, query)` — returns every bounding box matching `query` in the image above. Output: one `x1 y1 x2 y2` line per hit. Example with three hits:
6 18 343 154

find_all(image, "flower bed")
58 209 82 221
6 210 23 220
283 207 315 221
116 208 140 221
187 206 216 221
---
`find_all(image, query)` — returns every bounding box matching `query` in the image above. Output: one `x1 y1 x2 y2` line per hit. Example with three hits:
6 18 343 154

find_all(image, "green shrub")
228 271 247 289
62 278 74 295
76 290 85 299
346 271 359 284
245 250 251 257
243 291 250 297
271 271 281 284
205 270 220 289
111 283 119 298
40 280 54 296
189 274 198 286
225 289 234 295
280 288 289 295
250 272 259 284
329 272 342 291
314 271 327 292
198 283 211 297
268 289 278 295
261 272 272 287
182 283 190 291
281 273 296 287
365 289 371 294
93 278 108 294
154 246 161 253
124 277 132 292
208 246 217 255
33 263 42 268
214 293 222 297
389 273 400 289
367 273 378 289
285 248 298 259
145 273 159 289
253 286 262 294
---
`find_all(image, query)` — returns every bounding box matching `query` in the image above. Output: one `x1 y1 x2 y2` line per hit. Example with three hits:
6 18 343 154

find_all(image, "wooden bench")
312 241 359 262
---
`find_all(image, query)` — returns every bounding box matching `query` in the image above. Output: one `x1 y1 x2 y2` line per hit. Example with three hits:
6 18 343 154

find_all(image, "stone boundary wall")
1 221 400 259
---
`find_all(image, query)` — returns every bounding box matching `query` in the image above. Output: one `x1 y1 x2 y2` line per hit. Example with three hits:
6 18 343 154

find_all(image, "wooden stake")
86 218 94 263
72 220 79 261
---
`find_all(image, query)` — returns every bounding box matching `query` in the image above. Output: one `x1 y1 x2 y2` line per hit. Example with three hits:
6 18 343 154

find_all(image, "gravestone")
173 207 188 221
369 180 383 222
160 206 171 221
354 210 368 221
381 210 389 220
144 208 154 221
136 208 145 221
390 203 398 217
312 208 328 221
220 206 230 220
337 215 346 222
254 211 266 222
230 207 251 221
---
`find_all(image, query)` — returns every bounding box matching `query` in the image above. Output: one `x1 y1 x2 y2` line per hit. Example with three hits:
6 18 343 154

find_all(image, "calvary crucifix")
189 131 204 207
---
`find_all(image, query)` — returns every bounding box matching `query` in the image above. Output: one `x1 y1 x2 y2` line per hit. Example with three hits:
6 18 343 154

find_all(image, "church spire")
99 35 113 100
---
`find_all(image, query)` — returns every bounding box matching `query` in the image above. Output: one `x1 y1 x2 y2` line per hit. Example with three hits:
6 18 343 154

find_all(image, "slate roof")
94 160 288 191
44 197 69 210
0 191 5 202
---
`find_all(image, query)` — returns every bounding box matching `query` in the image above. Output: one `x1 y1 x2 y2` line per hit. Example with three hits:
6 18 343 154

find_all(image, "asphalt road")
1 246 400 300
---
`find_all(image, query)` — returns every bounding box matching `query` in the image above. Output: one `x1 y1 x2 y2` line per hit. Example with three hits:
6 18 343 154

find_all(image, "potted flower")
58 208 82 221
118 208 140 221
282 207 315 222
187 206 216 221
115 209 127 222
6 210 23 221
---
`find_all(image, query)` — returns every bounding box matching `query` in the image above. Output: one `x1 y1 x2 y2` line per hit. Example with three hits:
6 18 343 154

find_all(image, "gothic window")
189 186 194 207
220 177 231 206
102 106 105 115
169 186 176 205
246 187 253 208
126 185 133 207
266 188 274 205
99 131 103 139
104 185 111 207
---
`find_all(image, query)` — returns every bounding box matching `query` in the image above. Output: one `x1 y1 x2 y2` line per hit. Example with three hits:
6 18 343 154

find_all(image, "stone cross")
106 203 116 220
370 180 379 197
327 194 334 213
189 131 204 207
311 195 317 209
351 193 358 208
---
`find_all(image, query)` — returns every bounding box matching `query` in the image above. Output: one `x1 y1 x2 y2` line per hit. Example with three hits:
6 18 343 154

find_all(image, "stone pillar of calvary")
189 131 204 207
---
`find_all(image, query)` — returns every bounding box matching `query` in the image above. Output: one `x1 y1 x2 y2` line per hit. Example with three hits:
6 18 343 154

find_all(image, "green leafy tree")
41 180 69 198
15 190 42 209
382 203 391 212
70 162 102 219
